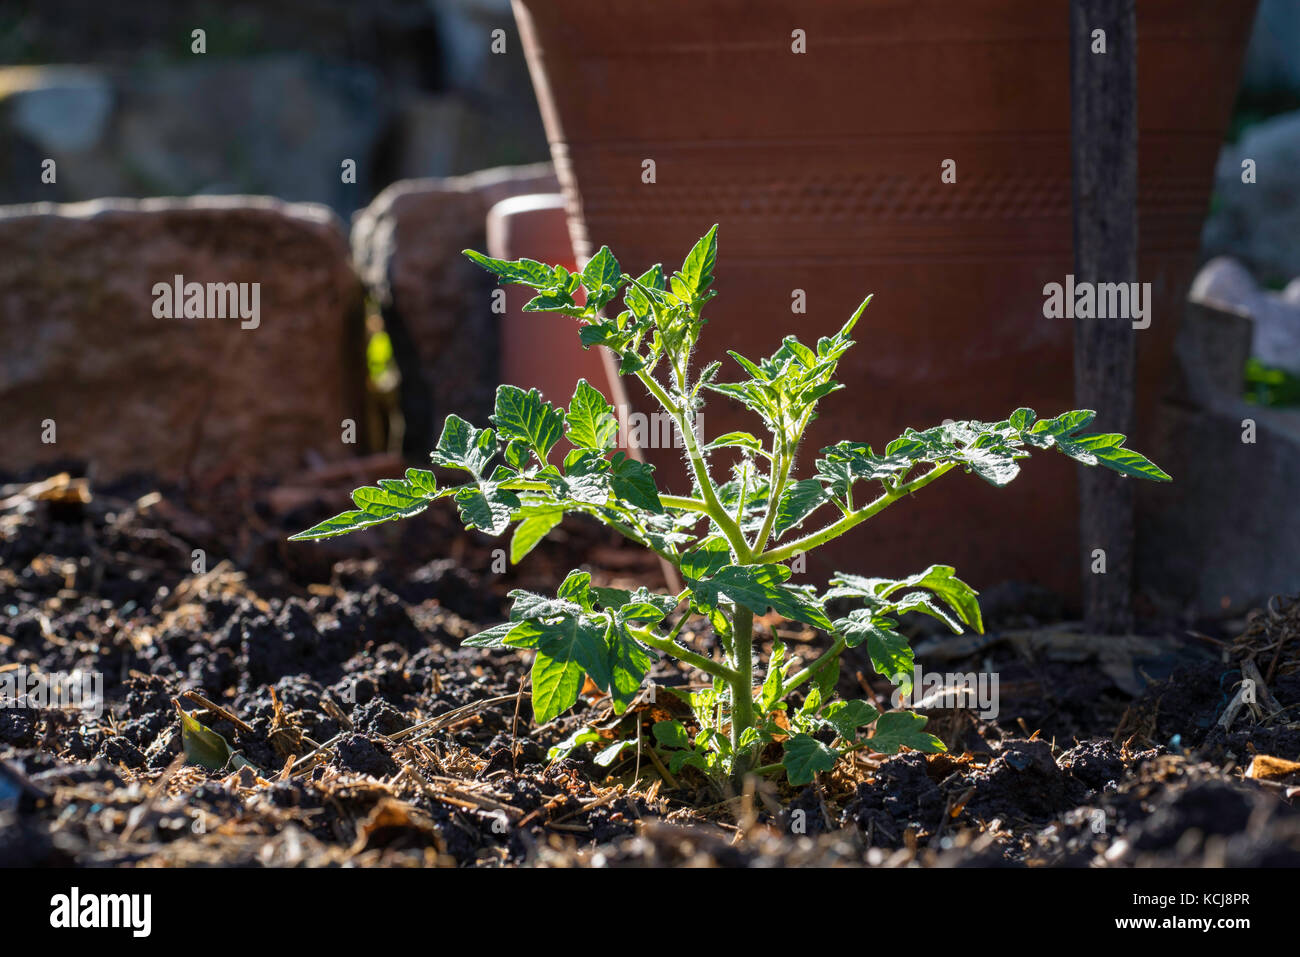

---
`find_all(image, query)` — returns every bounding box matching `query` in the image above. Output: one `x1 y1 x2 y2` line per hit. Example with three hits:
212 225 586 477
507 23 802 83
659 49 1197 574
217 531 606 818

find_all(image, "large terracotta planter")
512 0 1257 598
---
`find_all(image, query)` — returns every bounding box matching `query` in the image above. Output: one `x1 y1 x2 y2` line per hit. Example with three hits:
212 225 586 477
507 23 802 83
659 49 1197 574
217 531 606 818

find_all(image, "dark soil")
2 464 1297 867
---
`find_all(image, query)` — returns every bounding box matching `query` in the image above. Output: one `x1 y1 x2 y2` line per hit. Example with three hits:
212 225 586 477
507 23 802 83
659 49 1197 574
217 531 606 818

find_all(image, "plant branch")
634 367 752 560
759 462 957 563
633 626 739 682
778 634 846 699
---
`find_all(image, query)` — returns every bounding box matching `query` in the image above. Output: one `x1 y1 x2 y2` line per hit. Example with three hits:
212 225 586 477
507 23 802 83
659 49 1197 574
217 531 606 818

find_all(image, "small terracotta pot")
513 0 1257 597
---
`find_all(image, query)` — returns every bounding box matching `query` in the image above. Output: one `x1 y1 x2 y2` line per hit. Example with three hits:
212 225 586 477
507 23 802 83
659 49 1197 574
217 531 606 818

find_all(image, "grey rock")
3 66 113 153
1202 110 1300 284
350 163 557 453
1189 256 1300 374
1240 0 1300 95
1138 300 1300 615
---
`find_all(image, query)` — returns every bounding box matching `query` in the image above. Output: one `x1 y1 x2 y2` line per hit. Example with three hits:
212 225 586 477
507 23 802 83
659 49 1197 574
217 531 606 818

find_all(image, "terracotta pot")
512 0 1257 598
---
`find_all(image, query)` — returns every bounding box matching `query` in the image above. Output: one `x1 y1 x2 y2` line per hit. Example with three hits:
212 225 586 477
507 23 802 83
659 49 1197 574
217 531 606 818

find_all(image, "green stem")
779 634 845 699
634 627 739 683
759 463 956 564
729 605 755 770
750 435 791 555
634 367 752 560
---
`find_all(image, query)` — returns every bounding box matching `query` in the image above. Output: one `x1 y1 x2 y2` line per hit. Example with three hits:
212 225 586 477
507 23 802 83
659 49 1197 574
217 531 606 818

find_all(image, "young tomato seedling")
292 226 1169 787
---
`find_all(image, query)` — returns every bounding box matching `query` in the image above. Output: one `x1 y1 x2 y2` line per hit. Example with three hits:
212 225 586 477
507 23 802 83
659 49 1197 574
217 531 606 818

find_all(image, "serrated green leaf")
680 537 731 580
580 245 622 308
891 590 964 634
290 468 442 540
453 484 518 535
676 224 718 302
775 478 830 535
462 249 557 288
492 385 565 462
821 699 880 742
432 414 495 477
885 565 984 633
556 570 594 610
609 452 663 513
782 733 837 786
615 587 678 623
835 611 913 689
462 621 519 648
866 711 947 755
606 618 654 711
566 379 619 451
689 563 833 631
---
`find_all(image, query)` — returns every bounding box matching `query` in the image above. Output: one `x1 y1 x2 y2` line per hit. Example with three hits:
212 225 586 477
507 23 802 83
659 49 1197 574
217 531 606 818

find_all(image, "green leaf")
492 385 564 462
675 224 718 302
703 431 769 458
835 611 914 689
175 701 259 774
609 453 663 513
549 725 602 762
556 570 594 610
453 484 518 535
580 245 622 308
432 414 495 477
866 711 947 755
680 537 731 580
884 565 984 633
775 478 830 535
462 249 557 288
624 264 666 319
759 641 787 713
531 650 585 724
462 622 518 648
653 719 691 749
566 379 619 451
592 586 633 610
594 739 637 767
615 587 678 623
890 590 964 634
606 618 655 711
782 733 838 786
689 563 834 631
510 509 563 563
821 699 880 742
290 468 442 541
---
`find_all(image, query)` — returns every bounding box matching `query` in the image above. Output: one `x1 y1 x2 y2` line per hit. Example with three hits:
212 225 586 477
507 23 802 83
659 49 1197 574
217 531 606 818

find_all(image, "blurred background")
1 0 1296 621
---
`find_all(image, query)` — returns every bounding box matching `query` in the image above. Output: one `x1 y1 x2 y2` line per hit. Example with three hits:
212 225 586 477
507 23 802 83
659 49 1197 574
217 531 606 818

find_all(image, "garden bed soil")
2 464 1297 867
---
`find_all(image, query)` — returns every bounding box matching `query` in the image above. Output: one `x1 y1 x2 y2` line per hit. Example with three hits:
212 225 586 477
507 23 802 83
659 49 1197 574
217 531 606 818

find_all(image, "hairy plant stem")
779 634 845 699
729 604 756 772
634 367 752 561
759 463 957 563
634 627 739 683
